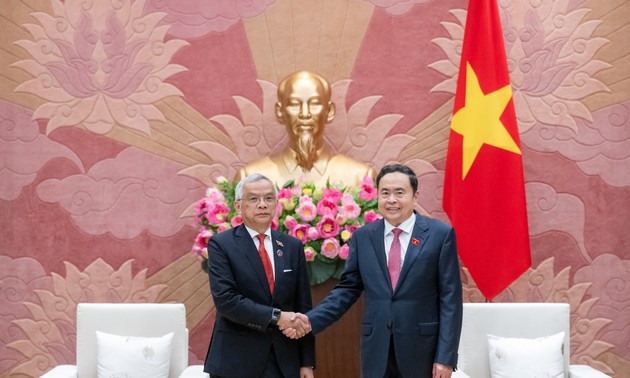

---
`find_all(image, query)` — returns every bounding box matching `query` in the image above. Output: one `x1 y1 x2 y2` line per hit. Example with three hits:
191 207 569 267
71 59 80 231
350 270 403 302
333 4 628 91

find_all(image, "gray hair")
234 173 277 200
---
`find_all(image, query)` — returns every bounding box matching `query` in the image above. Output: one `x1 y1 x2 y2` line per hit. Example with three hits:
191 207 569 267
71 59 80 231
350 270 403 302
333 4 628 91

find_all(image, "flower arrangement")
191 176 381 285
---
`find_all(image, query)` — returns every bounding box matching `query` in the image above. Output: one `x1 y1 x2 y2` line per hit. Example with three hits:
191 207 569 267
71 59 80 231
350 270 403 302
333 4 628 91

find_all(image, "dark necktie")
256 234 274 293
388 228 403 289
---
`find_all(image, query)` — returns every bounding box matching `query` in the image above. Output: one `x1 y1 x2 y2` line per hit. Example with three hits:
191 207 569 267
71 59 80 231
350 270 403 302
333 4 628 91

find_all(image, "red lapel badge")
275 240 284 247
411 238 420 246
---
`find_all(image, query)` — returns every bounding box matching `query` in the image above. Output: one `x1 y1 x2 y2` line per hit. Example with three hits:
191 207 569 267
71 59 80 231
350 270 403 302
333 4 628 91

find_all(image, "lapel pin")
276 240 284 247
411 238 420 246
276 249 283 257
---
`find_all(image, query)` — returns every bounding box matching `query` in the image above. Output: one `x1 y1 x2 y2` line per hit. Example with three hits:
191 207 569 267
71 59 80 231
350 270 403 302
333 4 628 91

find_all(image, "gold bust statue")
236 71 373 187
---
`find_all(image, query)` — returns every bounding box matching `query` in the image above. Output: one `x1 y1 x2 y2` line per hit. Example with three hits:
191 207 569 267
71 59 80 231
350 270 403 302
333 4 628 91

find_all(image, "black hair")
375 164 418 193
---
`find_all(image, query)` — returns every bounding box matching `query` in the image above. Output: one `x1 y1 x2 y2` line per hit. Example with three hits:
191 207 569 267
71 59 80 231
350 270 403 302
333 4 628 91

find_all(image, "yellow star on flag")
451 62 521 179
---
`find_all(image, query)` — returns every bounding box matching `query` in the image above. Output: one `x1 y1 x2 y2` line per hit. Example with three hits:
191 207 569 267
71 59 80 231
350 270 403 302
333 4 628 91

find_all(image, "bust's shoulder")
328 154 374 176
241 156 277 172
237 155 284 181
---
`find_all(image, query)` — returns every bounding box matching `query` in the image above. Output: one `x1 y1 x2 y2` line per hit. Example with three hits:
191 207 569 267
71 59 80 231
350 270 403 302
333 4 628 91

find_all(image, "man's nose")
385 194 398 202
299 103 310 119
256 198 269 207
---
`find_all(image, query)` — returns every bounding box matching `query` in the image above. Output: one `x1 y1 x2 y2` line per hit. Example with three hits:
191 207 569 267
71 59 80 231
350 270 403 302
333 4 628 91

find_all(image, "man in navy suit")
204 173 315 378
290 164 462 378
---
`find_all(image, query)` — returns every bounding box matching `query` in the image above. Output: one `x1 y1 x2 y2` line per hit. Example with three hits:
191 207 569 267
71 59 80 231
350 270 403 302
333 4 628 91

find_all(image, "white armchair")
453 303 611 378
41 303 207 378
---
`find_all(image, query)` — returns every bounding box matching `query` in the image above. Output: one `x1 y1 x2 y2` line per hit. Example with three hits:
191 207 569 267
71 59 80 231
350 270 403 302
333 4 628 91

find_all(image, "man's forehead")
379 184 410 191
243 181 275 194
378 173 413 190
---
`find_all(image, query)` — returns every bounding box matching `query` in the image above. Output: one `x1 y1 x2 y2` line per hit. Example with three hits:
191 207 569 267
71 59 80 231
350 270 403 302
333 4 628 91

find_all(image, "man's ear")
326 102 336 123
234 200 242 215
275 102 283 123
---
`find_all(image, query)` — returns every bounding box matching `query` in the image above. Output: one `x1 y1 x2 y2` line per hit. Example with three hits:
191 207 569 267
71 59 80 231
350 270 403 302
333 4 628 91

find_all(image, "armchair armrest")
569 365 612 378
40 365 77 378
178 364 209 378
451 370 472 378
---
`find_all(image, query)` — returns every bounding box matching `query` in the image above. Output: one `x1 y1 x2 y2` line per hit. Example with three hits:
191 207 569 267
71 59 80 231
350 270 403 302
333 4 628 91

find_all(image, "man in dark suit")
204 173 315 378
290 164 462 378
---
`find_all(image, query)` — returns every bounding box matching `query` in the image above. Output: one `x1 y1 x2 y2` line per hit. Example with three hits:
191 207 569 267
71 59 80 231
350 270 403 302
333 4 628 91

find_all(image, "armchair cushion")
487 331 565 378
96 331 174 378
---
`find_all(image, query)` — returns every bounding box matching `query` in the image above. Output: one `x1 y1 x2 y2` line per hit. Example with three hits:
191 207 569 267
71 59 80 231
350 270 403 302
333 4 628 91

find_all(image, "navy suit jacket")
307 213 462 377
204 224 315 378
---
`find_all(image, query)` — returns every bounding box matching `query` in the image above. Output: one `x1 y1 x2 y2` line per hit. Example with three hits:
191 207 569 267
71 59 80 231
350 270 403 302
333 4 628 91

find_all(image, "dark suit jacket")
204 224 315 378
307 213 462 378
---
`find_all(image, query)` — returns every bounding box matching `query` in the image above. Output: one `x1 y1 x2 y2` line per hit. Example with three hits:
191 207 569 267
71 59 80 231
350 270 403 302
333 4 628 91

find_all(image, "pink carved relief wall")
1 0 628 376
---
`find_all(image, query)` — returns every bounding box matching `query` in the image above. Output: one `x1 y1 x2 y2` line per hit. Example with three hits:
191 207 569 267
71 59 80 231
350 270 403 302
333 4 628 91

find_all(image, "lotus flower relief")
13 0 187 135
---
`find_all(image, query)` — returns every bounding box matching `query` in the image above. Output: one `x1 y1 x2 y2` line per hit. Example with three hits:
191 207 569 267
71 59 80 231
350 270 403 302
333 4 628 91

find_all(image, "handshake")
278 312 311 339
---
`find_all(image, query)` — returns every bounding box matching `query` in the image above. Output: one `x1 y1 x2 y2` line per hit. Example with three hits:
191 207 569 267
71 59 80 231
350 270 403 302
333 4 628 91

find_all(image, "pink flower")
321 238 340 259
207 202 230 225
317 216 341 238
195 197 214 218
340 200 361 220
339 243 350 259
217 222 231 233
335 213 347 225
284 215 298 231
271 216 279 230
358 176 378 201
316 198 338 217
193 229 213 256
296 201 317 222
278 188 293 199
364 210 382 223
345 223 361 234
299 195 313 203
307 226 320 241
205 187 225 202
290 224 310 243
230 215 243 227
304 246 316 262
291 185 302 197
323 188 343 204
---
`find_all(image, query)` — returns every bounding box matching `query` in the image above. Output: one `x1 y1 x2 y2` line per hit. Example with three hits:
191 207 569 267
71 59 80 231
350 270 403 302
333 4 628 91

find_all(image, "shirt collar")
244 224 271 240
384 213 416 236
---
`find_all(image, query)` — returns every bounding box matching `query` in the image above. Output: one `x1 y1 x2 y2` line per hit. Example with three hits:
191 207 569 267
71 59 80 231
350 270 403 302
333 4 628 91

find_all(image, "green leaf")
282 179 295 188
201 259 209 273
307 259 336 285
315 253 338 265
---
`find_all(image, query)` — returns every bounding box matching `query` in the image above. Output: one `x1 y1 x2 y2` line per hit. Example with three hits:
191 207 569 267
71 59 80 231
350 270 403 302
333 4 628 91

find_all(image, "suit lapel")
396 213 430 291
270 230 288 295
235 225 273 298
369 220 391 288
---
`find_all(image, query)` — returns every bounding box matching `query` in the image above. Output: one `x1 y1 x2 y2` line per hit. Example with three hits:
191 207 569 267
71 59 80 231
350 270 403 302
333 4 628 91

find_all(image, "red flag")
443 0 531 300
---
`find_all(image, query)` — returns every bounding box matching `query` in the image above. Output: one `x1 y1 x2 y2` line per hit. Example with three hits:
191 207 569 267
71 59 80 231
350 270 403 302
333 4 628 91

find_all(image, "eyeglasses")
238 196 277 205
379 190 407 199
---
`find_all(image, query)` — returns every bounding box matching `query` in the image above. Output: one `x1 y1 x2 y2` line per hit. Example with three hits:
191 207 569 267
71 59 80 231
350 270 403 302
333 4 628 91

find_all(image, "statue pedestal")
311 280 363 377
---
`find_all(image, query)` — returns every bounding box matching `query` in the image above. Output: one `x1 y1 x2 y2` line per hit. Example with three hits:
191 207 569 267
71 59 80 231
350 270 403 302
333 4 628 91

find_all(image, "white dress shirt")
383 213 416 265
244 225 276 278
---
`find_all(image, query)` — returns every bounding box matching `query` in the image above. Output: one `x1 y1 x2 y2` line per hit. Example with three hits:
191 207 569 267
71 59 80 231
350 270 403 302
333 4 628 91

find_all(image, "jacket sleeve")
435 227 463 369
307 230 364 334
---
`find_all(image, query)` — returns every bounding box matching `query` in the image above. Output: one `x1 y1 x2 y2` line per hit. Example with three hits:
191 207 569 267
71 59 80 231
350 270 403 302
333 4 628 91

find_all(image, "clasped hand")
278 312 311 339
